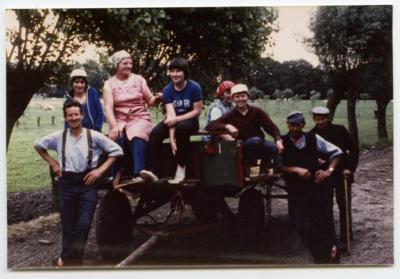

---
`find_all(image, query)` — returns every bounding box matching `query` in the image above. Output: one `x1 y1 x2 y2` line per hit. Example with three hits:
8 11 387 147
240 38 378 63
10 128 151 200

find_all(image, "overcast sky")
268 6 320 66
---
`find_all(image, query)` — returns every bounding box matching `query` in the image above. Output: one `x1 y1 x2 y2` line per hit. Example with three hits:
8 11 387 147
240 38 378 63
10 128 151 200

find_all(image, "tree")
250 57 329 99
6 9 91 148
308 6 392 143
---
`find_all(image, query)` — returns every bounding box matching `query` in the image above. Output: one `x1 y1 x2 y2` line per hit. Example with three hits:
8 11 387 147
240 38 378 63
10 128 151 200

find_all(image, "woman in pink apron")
103 50 161 184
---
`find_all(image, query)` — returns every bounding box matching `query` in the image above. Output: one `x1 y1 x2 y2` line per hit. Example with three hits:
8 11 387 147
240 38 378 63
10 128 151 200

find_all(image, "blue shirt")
34 128 123 172
163 79 202 116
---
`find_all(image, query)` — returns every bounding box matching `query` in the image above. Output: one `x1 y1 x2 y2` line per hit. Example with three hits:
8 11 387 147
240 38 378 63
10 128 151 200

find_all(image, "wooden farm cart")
95 139 288 267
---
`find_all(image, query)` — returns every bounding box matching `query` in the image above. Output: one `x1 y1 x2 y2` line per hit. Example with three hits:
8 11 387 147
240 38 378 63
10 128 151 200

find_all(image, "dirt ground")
7 146 393 269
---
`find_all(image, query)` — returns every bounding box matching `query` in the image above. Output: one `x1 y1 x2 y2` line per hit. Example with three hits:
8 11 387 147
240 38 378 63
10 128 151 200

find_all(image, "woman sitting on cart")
103 50 162 185
206 83 283 173
140 57 203 184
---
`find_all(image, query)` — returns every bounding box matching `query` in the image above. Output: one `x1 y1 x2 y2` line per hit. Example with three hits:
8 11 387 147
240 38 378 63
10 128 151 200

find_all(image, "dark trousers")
113 133 148 177
58 172 97 265
243 137 277 165
287 180 335 263
332 173 353 241
147 119 199 175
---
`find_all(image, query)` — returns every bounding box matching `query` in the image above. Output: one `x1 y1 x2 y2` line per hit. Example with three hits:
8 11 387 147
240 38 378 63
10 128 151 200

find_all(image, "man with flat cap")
281 111 342 263
310 106 359 251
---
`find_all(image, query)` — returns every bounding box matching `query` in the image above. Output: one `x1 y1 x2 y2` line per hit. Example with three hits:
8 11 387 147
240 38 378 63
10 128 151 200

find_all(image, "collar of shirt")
289 134 306 149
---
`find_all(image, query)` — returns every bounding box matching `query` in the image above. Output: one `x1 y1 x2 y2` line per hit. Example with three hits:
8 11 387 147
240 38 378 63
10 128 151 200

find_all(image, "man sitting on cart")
281 111 342 264
205 83 284 176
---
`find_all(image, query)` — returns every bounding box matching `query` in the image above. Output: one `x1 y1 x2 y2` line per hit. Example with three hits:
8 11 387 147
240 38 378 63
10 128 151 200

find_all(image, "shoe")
131 176 144 184
140 170 159 182
168 165 186 184
52 256 64 268
329 245 340 264
175 164 186 180
168 178 183 184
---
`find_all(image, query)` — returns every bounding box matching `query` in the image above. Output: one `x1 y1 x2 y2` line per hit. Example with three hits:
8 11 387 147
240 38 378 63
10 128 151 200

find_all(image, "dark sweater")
206 105 281 141
309 123 359 172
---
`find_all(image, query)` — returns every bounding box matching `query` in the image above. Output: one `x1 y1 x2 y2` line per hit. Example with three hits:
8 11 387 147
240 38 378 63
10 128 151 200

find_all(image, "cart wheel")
189 188 219 223
96 190 133 261
237 188 265 251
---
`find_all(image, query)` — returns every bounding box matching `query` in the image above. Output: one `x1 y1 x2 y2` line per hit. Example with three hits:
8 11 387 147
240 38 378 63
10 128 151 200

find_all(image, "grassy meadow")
7 97 393 192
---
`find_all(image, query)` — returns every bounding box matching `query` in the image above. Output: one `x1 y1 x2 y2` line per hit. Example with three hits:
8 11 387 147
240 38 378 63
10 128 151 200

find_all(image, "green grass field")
7 97 393 192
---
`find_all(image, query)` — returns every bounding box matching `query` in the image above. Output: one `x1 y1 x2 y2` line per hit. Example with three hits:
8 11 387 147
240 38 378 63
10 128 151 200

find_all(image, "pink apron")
108 74 152 141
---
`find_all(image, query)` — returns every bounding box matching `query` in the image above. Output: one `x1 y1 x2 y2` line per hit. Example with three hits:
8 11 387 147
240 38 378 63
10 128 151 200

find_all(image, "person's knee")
175 124 194 139
244 137 263 147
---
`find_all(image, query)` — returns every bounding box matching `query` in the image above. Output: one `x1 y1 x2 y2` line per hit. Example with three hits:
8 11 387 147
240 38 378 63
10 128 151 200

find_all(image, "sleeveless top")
105 73 152 141
203 100 234 141
282 132 320 187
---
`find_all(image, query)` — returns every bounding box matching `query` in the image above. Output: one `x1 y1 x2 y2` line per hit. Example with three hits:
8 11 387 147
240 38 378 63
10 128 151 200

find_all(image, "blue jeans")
243 137 277 165
113 135 148 177
58 172 97 264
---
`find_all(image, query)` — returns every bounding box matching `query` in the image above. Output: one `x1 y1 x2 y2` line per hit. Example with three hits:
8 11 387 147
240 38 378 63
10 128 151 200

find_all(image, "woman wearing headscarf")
103 50 162 184
64 68 104 132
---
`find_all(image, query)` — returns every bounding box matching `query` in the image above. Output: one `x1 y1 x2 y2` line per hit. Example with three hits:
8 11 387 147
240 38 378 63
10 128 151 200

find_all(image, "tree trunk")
376 99 389 140
326 89 343 121
6 67 48 150
347 87 360 147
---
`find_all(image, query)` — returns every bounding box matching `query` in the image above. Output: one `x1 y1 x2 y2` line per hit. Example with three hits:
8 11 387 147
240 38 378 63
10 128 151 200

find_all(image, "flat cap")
287 111 305 124
311 106 330 115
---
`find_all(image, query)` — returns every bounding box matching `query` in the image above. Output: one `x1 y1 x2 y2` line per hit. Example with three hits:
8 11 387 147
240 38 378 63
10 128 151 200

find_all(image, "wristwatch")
328 167 335 172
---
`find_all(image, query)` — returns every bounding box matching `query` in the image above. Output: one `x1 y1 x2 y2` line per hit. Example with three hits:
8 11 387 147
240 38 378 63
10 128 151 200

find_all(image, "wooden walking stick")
344 177 351 255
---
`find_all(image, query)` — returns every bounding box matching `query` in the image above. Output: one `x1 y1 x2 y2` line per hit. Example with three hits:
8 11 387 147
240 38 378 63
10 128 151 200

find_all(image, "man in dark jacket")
281 111 342 263
309 106 359 251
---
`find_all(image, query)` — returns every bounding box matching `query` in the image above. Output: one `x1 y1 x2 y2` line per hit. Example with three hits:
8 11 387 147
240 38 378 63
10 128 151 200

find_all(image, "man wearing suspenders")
34 100 123 267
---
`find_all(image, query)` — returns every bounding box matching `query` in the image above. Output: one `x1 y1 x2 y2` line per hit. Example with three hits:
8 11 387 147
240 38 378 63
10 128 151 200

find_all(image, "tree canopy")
308 5 392 142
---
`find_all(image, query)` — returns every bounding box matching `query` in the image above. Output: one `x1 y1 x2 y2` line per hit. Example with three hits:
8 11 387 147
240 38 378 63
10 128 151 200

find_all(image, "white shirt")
34 128 123 172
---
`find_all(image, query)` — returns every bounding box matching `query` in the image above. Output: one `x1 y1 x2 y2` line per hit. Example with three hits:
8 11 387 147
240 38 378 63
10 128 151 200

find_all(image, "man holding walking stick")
310 106 359 254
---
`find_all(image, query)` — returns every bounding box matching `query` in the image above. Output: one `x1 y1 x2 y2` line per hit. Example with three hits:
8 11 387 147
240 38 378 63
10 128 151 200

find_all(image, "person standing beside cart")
103 50 162 185
64 68 104 132
281 111 342 264
309 106 359 252
140 57 203 184
34 100 123 267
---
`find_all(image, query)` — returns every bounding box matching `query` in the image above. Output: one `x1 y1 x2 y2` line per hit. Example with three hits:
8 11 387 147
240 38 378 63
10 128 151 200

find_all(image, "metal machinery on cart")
95 137 288 267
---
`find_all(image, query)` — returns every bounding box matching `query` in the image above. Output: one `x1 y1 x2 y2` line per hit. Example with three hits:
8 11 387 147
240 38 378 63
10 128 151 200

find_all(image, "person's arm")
91 87 105 131
282 166 312 180
259 108 281 141
169 127 177 155
103 81 120 140
141 77 163 107
83 132 123 185
258 108 284 153
33 131 62 177
164 101 203 127
34 146 61 177
342 126 359 174
84 156 117 185
314 134 343 184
